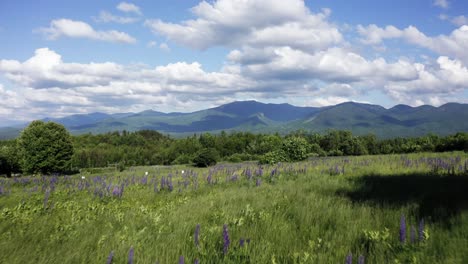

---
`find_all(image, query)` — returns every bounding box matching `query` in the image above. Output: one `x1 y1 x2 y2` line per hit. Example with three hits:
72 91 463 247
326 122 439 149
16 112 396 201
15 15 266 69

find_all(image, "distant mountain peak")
0 100 467 139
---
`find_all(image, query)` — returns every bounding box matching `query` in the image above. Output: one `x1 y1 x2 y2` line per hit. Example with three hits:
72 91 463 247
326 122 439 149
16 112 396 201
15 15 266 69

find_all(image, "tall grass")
0 152 467 263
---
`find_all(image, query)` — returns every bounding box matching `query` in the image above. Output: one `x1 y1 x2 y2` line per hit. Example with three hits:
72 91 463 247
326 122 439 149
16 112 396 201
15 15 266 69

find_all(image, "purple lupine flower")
400 214 406 243
419 218 425 241
128 246 134 264
345 253 352 264
358 255 365 264
410 225 416 243
223 224 230 255
194 259 199 264
112 186 120 197
256 178 261 187
239 238 245 247
106 251 114 264
194 224 200 247
179 256 185 264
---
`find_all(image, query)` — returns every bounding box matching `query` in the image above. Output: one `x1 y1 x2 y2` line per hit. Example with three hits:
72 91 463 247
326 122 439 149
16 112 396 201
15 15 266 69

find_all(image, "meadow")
1 152 468 263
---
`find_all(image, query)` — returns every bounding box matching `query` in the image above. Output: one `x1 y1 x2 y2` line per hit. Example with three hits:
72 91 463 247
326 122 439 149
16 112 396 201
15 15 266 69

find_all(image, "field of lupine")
1 152 468 263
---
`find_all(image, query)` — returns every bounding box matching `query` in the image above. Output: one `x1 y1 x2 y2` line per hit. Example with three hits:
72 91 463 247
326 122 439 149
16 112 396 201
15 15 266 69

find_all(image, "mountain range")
1 101 468 139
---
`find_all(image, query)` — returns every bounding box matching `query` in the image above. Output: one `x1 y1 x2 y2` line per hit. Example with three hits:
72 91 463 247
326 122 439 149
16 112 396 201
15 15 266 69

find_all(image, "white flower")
181 170 185 174
81 176 85 180
145 171 148 176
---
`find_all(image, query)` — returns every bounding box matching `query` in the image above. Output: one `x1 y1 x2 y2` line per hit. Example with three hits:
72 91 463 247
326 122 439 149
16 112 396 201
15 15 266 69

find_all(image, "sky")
0 0 468 125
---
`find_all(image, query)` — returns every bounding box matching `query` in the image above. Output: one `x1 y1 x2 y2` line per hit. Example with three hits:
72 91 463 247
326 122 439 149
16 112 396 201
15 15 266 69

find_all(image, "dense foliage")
0 121 467 176
17 121 74 175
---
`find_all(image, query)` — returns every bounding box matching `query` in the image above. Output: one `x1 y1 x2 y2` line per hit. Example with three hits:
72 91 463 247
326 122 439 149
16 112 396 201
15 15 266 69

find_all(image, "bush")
172 153 193 165
282 137 309 161
258 150 288 165
308 143 326 157
193 148 220 167
226 153 254 163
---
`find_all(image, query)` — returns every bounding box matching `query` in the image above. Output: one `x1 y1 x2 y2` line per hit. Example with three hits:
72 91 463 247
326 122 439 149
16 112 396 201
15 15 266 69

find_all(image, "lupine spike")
179 256 185 264
358 255 365 264
399 214 406 243
106 251 114 264
239 238 245 247
128 246 134 264
345 253 352 264
194 259 199 264
223 224 230 255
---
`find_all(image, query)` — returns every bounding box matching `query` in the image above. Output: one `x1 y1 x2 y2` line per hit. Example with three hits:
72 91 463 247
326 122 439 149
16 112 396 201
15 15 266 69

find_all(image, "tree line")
1 121 467 176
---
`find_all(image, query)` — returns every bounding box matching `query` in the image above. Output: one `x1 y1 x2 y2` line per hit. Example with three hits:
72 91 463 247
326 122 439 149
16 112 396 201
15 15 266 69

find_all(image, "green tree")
18 121 74 174
0 141 21 177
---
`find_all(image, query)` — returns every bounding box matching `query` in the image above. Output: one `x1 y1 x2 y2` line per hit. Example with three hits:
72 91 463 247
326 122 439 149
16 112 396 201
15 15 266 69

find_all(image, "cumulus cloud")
95 11 140 24
2 0 468 122
145 0 341 51
117 2 142 15
357 24 468 63
39 19 136 43
0 48 125 88
0 48 259 121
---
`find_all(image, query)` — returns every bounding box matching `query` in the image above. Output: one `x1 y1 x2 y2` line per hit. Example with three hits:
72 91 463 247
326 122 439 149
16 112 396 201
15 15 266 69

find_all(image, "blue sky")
0 0 467 125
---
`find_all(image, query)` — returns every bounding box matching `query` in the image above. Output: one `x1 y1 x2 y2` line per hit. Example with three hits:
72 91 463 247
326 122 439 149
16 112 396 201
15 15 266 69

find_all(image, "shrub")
193 148 220 167
258 150 288 165
282 137 309 161
172 153 193 165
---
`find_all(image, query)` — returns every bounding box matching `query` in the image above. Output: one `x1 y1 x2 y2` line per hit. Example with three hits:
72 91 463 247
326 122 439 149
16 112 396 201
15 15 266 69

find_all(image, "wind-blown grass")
0 152 467 263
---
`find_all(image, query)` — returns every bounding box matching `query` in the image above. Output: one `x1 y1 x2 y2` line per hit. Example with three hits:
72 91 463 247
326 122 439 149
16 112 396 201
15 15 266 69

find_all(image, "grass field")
1 152 468 263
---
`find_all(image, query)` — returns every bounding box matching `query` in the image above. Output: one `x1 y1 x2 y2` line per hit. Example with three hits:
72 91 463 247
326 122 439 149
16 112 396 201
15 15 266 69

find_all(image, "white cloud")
117 2 141 15
39 19 136 43
434 0 449 9
95 11 140 24
0 48 125 88
159 43 170 52
145 0 341 51
357 24 468 63
0 48 258 121
451 15 468 26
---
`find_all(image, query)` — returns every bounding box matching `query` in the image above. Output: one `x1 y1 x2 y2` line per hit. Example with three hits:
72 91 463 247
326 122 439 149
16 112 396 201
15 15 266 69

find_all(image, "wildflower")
256 178 261 187
194 259 199 264
223 224 230 255
358 255 365 264
179 256 185 264
128 246 134 264
81 176 86 180
345 253 352 264
106 251 114 264
145 171 148 176
400 214 406 243
239 238 245 247
194 224 200 247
